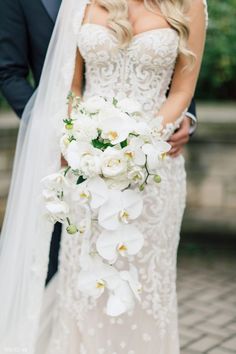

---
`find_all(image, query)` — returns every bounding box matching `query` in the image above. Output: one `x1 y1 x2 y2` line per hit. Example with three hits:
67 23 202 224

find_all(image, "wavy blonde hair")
96 0 195 65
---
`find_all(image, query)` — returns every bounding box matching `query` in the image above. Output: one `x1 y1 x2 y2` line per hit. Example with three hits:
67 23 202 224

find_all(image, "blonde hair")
96 0 195 66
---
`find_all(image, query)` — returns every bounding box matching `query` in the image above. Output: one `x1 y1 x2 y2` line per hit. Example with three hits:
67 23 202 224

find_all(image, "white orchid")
87 176 109 209
101 147 127 178
96 224 144 263
71 177 109 209
106 277 136 316
124 137 146 166
41 172 67 190
106 265 142 316
142 141 171 171
77 256 118 299
98 189 143 230
99 113 136 145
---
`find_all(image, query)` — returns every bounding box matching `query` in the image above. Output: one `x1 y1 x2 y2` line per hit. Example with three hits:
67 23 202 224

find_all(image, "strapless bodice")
77 24 179 119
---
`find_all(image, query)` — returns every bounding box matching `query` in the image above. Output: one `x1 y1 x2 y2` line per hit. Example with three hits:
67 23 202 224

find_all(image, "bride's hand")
167 117 190 157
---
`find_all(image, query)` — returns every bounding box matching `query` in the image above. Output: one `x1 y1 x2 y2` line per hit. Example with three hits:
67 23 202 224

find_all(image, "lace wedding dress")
36 3 207 353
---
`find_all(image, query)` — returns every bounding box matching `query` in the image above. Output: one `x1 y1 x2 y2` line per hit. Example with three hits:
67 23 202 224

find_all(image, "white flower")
101 147 127 178
78 256 118 299
87 176 109 209
127 166 146 185
41 172 69 201
148 116 164 139
95 104 120 125
66 140 101 172
60 134 71 157
73 116 98 142
71 177 109 209
96 224 144 263
124 137 146 166
142 141 171 171
98 189 143 230
77 255 140 316
80 153 101 178
45 200 69 222
117 98 142 115
82 95 107 114
120 265 142 301
106 280 135 316
71 180 91 205
105 266 142 316
41 172 67 190
100 114 136 145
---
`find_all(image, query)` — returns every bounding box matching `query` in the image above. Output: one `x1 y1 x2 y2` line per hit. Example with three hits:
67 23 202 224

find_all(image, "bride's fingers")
169 146 183 157
168 136 189 149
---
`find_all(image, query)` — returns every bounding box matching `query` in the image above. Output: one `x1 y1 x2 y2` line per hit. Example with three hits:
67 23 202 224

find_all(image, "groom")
0 0 197 282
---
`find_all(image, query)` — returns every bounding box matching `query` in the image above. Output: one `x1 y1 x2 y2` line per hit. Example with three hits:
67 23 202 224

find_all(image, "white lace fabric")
37 1 208 353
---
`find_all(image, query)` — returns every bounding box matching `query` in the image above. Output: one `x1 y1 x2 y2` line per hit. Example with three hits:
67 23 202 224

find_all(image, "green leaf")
120 139 128 148
76 176 86 185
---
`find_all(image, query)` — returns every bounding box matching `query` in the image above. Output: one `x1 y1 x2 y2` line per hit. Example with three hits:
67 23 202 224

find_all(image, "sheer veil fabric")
0 0 90 352
0 0 208 353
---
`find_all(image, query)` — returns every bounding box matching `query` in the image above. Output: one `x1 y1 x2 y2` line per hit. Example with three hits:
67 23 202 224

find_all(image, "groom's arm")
0 0 34 118
186 97 197 135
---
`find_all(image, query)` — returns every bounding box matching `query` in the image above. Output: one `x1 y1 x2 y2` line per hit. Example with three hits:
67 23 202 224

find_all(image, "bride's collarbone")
83 2 172 36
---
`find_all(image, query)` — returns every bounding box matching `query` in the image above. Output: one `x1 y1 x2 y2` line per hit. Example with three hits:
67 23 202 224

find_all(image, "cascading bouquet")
41 93 171 316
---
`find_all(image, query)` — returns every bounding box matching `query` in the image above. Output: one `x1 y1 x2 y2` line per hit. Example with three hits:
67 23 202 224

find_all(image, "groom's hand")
168 117 191 157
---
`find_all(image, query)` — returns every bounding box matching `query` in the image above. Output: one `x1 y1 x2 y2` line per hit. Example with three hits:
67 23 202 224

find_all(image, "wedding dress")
41 12 188 354
0 0 207 353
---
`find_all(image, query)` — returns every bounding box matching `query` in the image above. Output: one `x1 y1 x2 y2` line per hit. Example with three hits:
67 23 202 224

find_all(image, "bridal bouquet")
42 93 170 316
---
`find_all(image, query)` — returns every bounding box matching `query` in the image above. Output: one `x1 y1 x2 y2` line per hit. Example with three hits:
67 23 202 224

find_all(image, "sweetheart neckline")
79 23 178 41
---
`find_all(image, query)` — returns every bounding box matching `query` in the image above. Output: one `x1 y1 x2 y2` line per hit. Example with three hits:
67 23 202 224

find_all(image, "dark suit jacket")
0 0 60 117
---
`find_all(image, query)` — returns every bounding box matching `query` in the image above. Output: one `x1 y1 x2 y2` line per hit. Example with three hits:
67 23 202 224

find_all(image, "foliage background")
0 0 235 108
196 0 236 100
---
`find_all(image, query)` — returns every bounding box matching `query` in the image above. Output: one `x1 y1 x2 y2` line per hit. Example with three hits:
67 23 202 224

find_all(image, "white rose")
127 166 145 185
67 141 100 170
101 147 127 178
82 96 107 114
80 153 101 178
73 117 98 141
96 105 120 125
117 98 142 115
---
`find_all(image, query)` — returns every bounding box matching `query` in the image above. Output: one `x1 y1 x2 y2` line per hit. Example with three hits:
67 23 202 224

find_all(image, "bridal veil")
0 0 90 352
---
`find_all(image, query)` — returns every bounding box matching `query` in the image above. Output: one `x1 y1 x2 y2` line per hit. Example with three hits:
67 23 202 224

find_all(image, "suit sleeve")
187 97 197 118
0 0 34 118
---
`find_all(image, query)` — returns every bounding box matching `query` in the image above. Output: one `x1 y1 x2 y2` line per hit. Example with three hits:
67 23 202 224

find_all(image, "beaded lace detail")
42 2 208 353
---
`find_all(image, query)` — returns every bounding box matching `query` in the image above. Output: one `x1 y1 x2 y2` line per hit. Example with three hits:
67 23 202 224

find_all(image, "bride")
0 0 207 353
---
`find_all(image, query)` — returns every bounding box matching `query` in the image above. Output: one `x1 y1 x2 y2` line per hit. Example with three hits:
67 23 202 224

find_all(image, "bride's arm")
68 48 84 116
62 49 84 166
157 0 207 127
